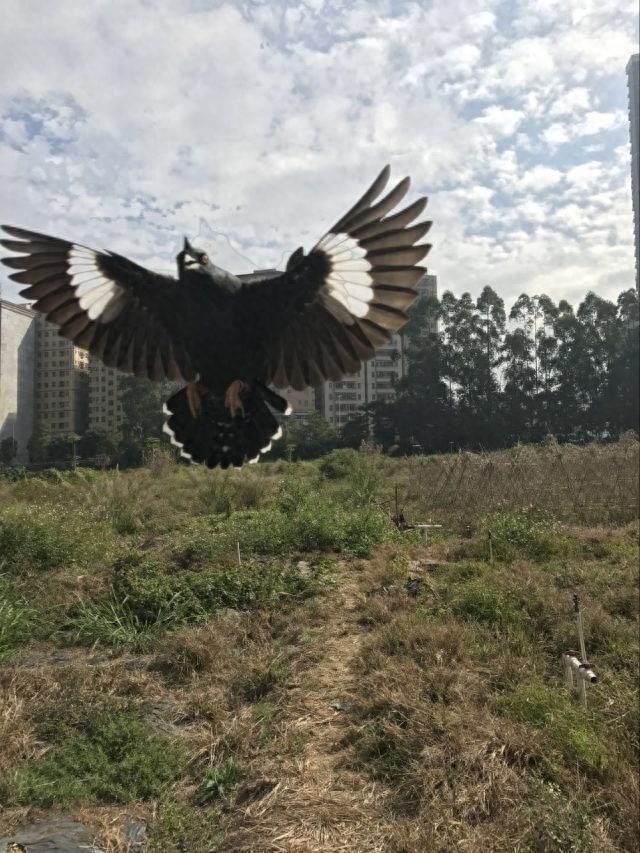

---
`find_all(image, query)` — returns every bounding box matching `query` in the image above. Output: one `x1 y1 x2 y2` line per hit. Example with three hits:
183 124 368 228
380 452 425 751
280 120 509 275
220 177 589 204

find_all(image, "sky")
0 0 638 309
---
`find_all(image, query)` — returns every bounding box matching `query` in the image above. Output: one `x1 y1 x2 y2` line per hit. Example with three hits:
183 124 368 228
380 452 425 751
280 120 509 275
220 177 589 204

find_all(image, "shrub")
319 448 360 479
16 702 184 807
480 512 562 562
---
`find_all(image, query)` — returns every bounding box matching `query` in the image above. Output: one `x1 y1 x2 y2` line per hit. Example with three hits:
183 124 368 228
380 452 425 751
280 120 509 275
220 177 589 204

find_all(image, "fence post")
488 530 494 563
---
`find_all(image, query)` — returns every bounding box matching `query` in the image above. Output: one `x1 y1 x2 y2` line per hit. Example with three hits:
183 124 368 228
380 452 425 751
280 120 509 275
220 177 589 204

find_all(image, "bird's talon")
186 381 203 418
225 380 249 418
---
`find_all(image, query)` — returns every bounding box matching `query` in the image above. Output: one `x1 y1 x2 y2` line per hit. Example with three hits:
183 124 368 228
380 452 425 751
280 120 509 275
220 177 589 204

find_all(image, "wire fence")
400 435 639 526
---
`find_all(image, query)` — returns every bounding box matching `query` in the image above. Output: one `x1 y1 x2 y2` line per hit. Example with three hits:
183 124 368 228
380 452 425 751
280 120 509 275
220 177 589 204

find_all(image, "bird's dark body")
178 271 247 391
1 165 432 468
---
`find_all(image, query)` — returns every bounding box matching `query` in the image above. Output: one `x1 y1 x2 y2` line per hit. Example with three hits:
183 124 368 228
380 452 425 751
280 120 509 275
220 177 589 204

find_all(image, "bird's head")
177 237 212 276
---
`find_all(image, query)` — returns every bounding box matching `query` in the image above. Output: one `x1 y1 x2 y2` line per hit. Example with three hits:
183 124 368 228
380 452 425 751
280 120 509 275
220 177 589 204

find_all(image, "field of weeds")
0 438 638 852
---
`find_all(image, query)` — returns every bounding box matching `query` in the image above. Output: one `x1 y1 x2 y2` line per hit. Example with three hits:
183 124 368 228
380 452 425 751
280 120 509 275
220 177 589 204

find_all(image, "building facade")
34 314 89 437
284 385 315 419
627 54 640 291
0 299 35 461
88 357 124 434
316 272 438 429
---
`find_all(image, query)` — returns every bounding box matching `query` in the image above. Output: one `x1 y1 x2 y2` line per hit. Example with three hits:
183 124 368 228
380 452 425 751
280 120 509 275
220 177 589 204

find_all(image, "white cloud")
548 86 591 116
474 106 525 137
0 0 637 311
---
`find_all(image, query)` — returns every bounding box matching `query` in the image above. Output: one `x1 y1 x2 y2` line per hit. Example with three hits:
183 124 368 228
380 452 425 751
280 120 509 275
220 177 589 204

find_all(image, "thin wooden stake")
237 542 242 567
574 594 588 662
488 530 494 563
573 594 588 707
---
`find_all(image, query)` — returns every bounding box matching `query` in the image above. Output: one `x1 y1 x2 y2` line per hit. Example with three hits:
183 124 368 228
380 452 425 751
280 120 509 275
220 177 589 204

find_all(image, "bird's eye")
200 254 208 264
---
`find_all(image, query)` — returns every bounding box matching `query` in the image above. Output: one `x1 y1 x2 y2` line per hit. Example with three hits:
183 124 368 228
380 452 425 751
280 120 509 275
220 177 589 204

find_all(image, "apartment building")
627 54 640 290
88 357 124 434
0 298 35 461
34 314 89 436
317 273 439 429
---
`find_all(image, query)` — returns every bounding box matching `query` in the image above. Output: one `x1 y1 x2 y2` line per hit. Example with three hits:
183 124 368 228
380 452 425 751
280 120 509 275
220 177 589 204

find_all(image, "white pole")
563 654 574 690
237 542 242 567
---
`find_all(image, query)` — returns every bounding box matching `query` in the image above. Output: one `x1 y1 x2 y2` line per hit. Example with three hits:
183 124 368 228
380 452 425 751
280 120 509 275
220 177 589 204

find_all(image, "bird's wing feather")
237 165 431 390
1 226 195 381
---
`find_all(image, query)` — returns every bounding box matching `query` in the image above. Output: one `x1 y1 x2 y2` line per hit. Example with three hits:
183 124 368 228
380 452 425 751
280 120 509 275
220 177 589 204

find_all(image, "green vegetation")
13 703 184 808
194 759 243 805
67 551 331 651
0 441 637 851
497 682 608 773
0 576 35 660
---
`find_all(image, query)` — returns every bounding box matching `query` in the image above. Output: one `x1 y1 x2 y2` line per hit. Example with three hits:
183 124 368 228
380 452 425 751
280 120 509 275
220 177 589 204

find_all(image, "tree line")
8 285 638 468
273 286 639 459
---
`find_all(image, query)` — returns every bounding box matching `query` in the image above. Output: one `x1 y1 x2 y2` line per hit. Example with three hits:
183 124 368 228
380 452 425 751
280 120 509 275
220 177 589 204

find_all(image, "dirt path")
220 569 391 852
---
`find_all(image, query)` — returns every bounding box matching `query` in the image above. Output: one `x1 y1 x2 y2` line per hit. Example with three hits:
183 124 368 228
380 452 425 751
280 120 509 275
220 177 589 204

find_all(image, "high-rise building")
317 272 438 429
316 332 404 429
88 357 124 434
285 386 316 419
627 54 640 291
34 315 89 437
0 299 35 461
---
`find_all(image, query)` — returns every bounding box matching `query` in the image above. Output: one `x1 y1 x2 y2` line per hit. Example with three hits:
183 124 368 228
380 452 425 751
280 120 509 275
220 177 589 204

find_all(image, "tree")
78 429 118 462
339 409 370 449
277 413 338 460
119 376 180 464
0 436 18 465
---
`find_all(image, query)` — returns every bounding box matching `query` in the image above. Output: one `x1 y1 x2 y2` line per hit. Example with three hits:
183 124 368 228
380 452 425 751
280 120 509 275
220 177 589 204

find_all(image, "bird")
1 165 431 469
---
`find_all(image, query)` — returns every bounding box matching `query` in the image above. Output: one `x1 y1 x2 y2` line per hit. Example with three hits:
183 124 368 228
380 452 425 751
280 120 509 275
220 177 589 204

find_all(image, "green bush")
16 703 184 807
319 448 360 479
481 512 563 562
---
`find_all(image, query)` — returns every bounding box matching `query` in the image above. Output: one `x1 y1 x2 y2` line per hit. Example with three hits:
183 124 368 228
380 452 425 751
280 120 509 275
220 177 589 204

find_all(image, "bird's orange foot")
186 381 205 418
225 379 249 418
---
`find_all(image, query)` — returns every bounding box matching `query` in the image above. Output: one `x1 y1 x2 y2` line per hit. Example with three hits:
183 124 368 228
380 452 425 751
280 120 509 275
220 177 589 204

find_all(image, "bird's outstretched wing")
237 165 431 390
0 226 195 381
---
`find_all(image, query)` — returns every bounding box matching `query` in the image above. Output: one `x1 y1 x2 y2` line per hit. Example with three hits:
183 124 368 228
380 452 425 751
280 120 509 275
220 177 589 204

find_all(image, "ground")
0 440 638 851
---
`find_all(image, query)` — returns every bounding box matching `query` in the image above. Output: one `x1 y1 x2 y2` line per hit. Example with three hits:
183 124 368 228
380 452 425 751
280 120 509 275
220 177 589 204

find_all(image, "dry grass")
0 440 638 851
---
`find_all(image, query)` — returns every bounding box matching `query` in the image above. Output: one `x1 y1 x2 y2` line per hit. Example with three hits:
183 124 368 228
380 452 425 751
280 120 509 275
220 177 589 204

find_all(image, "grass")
194 758 243 804
11 702 184 808
497 682 608 774
0 438 637 851
0 575 36 660
66 551 334 651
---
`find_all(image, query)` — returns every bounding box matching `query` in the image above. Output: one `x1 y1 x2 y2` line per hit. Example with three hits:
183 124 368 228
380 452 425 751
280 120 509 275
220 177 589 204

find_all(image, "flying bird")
1 166 431 469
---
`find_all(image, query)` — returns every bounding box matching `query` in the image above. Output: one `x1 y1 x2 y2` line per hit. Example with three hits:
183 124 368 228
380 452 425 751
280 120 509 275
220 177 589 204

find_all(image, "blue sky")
0 0 638 308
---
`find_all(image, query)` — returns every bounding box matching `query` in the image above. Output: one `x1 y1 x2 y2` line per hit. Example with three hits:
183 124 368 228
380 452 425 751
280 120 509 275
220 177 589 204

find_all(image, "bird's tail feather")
163 384 288 469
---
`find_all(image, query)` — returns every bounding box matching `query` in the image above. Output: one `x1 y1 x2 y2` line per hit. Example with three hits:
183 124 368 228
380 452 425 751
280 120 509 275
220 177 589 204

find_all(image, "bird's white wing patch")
67 246 126 323
318 232 374 320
